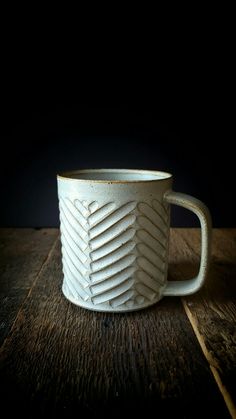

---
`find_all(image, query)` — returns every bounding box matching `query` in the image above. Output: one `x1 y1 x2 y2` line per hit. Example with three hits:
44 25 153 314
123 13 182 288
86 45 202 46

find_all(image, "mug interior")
58 169 172 182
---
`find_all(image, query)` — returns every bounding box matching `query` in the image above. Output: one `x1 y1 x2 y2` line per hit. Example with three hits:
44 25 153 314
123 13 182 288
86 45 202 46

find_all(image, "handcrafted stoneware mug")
57 169 211 312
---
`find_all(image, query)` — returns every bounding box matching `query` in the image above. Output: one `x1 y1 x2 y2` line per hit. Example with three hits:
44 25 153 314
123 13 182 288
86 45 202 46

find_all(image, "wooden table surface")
0 228 235 418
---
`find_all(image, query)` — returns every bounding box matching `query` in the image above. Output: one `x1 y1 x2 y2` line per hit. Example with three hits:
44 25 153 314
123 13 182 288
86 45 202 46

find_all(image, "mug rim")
57 168 172 183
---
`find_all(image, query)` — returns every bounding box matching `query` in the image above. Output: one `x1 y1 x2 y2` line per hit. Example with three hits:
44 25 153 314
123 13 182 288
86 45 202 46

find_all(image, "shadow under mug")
57 169 212 312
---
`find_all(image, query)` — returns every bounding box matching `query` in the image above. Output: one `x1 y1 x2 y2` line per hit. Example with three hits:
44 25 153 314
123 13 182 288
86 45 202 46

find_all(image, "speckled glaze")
57 169 212 312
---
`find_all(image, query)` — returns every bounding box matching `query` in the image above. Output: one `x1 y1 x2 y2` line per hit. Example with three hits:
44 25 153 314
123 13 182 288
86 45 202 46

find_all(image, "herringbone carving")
59 198 136 308
59 197 169 309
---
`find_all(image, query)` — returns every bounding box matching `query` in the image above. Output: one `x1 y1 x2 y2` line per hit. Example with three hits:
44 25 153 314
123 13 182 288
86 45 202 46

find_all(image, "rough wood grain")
168 229 236 418
0 235 228 418
0 228 58 346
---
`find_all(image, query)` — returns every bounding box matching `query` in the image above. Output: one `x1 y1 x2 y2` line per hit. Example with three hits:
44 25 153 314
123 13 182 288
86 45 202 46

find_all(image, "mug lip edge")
57 168 173 183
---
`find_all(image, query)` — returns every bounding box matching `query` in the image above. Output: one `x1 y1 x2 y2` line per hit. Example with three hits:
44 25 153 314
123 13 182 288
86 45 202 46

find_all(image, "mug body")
57 169 173 312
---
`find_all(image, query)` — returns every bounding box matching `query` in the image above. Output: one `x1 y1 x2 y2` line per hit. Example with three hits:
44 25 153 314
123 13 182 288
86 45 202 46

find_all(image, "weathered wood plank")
0 228 58 346
0 236 229 418
168 229 236 418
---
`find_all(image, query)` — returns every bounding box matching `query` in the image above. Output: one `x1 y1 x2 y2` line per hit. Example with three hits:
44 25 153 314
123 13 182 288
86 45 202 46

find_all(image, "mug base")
62 284 163 313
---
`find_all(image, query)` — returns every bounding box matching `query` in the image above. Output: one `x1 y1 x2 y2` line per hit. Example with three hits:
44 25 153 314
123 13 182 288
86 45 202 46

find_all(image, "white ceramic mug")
57 169 211 312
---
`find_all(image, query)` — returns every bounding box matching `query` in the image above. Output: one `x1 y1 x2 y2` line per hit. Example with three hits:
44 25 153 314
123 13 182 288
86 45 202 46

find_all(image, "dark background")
0 103 234 227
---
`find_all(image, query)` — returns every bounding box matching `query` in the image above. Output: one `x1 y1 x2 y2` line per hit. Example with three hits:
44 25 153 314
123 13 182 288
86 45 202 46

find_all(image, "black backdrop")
0 104 234 227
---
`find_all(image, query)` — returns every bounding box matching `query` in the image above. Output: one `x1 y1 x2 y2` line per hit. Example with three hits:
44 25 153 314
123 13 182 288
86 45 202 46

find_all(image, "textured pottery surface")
57 169 212 312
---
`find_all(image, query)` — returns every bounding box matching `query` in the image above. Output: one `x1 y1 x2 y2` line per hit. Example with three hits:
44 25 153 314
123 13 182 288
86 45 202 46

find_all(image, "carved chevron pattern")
59 198 137 308
59 196 169 310
135 199 169 303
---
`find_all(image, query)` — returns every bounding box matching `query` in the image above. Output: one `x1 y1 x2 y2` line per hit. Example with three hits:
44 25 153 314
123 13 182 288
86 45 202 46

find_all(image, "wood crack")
182 296 236 419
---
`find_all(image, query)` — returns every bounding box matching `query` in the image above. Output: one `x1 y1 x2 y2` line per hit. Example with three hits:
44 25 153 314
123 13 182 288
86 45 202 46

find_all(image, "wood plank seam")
182 299 236 419
0 233 59 353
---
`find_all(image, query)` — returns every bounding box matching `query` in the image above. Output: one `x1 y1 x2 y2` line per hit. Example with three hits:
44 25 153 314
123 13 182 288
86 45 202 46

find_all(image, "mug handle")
163 191 212 296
